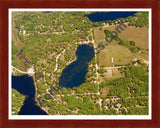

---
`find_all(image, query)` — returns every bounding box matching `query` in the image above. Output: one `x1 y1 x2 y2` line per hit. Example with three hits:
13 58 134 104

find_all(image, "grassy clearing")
12 12 25 48
100 86 112 98
118 26 148 49
104 69 123 80
97 42 133 67
94 27 106 44
97 42 148 67
99 68 123 83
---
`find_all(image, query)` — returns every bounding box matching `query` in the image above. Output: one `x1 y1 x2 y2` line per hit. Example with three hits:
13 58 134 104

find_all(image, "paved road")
11 65 35 75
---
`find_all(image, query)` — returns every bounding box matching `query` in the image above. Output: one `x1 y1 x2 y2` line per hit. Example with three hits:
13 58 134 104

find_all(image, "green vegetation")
127 12 149 27
12 89 25 115
12 11 93 71
104 29 121 42
97 67 106 74
74 83 98 94
12 11 149 115
118 40 140 53
100 62 149 115
12 41 20 67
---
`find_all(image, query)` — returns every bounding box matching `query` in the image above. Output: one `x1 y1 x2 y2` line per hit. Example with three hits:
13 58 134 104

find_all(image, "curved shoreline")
32 75 50 115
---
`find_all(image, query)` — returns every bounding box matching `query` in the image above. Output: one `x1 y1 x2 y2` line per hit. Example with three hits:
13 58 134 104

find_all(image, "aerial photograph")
10 10 150 117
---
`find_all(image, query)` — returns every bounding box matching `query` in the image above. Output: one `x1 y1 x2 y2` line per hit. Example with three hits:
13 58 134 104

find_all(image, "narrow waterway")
12 75 48 115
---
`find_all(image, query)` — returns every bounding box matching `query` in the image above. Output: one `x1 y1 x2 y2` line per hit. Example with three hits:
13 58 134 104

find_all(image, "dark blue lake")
12 75 48 115
85 11 137 22
59 44 94 88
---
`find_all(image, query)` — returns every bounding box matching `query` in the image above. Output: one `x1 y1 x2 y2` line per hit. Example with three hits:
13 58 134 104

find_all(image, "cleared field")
94 28 106 44
100 86 112 98
100 24 149 49
104 68 123 80
95 23 149 68
99 68 123 83
97 43 134 67
120 26 148 49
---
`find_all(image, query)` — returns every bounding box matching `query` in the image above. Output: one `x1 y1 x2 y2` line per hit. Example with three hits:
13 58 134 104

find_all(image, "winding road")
54 49 66 72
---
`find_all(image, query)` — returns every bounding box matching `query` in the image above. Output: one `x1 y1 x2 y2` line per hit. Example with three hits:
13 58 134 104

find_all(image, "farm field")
95 24 149 67
98 68 123 83
94 23 149 49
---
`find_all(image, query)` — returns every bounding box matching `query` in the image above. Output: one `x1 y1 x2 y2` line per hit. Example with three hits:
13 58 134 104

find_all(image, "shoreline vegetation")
11 11 149 115
12 89 25 115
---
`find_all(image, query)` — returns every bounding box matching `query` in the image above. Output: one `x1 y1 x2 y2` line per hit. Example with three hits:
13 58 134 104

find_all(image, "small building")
23 30 26 36
111 57 114 63
27 67 35 75
105 99 110 104
117 103 121 108
104 105 108 110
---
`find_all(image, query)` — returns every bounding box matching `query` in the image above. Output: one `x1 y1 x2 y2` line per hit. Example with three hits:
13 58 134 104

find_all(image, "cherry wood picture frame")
0 0 160 128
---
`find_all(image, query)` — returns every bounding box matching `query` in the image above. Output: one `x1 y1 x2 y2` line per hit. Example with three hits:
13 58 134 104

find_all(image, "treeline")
73 82 98 94
126 12 149 27
106 12 149 28
118 40 140 53
103 29 141 53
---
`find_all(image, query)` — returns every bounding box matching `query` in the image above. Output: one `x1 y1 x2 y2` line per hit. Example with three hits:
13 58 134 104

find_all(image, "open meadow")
97 41 133 67
95 24 149 68
94 23 149 49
